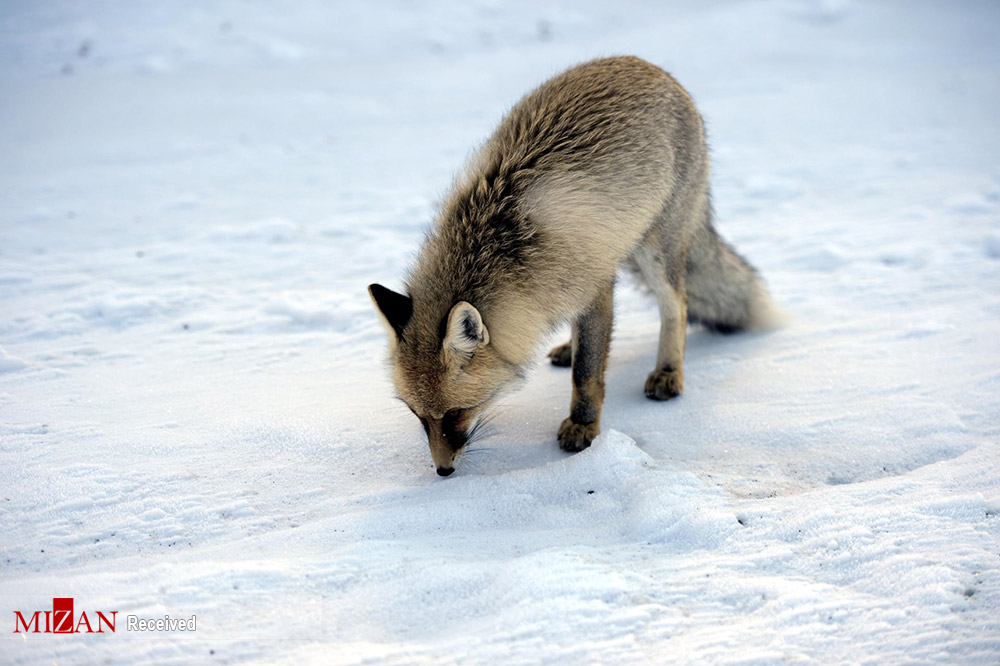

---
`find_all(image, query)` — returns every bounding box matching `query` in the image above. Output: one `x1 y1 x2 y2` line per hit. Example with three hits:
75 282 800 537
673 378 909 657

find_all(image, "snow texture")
1 0 999 664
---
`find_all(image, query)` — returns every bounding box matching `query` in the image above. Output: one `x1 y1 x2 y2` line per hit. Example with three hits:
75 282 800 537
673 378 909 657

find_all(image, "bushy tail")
685 226 786 333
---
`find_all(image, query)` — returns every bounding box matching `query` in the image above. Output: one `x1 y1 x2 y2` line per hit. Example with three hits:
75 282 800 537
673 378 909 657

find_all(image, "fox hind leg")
558 282 614 452
644 281 687 400
631 243 687 401
548 340 572 367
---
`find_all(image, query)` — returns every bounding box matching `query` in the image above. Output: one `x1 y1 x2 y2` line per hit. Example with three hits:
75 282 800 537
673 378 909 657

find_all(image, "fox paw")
644 367 683 401
548 341 572 367
558 418 599 452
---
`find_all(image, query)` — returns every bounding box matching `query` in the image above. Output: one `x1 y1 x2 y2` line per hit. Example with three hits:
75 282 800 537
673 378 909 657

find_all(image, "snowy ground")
2 0 999 663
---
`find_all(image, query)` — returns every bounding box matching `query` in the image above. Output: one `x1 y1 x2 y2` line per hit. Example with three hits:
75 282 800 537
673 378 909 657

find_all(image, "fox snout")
419 410 469 476
421 413 469 477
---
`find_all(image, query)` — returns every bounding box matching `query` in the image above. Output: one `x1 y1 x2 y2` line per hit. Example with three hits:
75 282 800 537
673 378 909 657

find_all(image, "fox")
369 56 783 476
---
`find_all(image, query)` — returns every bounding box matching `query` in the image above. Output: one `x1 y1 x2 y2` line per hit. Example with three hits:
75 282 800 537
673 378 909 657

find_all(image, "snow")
1 0 999 663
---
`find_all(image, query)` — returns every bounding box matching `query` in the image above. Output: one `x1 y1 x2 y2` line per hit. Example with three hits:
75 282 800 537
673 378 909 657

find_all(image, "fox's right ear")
444 301 489 366
368 283 413 339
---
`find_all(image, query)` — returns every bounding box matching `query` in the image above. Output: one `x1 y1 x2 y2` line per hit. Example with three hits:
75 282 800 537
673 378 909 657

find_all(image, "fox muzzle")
424 416 468 476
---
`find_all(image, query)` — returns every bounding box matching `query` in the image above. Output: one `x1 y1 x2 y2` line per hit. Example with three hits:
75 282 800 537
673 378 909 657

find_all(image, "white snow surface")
2 1 999 663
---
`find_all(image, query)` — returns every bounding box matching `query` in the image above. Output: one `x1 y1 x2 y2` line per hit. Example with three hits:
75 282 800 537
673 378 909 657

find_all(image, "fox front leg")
558 283 614 452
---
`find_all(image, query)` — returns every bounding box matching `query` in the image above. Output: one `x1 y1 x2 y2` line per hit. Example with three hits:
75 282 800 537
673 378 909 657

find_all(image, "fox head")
368 283 519 476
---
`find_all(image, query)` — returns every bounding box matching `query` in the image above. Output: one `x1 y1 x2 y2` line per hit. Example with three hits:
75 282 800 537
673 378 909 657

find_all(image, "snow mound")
357 430 736 552
945 192 994 215
0 346 27 373
785 243 849 272
985 232 1000 259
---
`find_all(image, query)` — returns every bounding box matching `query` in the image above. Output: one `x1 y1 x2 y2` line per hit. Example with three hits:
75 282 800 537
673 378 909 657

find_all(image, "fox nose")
436 466 455 477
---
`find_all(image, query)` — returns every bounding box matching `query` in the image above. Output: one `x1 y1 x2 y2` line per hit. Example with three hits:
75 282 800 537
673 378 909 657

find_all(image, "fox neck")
480 293 551 367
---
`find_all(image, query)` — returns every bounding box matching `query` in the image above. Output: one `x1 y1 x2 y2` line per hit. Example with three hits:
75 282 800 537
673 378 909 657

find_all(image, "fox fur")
369 56 783 476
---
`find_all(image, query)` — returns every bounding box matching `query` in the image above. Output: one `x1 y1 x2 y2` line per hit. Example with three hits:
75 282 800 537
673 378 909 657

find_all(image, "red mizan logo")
13 598 117 634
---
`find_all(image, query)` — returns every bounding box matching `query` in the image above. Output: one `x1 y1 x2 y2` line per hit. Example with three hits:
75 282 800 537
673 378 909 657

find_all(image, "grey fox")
369 56 783 476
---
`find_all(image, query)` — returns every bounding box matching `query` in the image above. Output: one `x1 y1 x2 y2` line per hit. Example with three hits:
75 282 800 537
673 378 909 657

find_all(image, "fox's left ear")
369 283 413 339
444 301 489 363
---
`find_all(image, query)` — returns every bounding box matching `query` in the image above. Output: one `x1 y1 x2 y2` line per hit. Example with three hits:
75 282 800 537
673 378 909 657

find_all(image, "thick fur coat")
370 56 783 475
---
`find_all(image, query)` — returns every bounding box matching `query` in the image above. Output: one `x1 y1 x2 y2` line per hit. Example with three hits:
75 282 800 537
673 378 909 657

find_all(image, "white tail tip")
749 292 790 330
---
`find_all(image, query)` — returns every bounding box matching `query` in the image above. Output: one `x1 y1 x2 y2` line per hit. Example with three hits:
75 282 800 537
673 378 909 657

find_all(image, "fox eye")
443 409 465 425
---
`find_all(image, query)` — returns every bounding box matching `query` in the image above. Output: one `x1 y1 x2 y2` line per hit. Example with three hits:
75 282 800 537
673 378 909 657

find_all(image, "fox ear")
368 283 413 339
444 301 489 362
